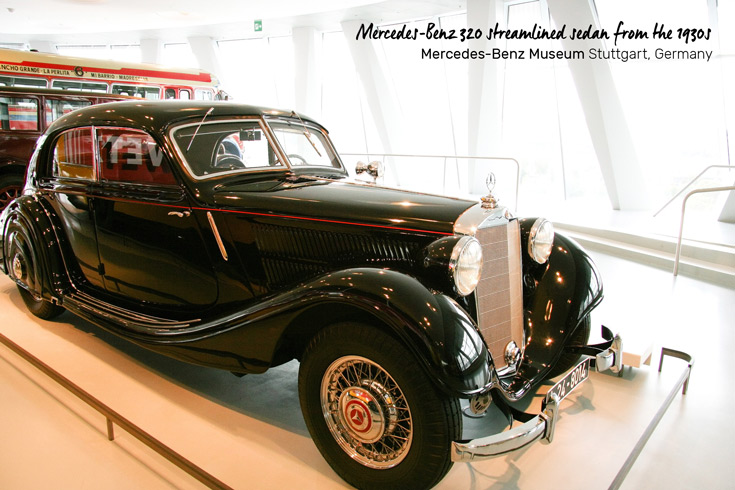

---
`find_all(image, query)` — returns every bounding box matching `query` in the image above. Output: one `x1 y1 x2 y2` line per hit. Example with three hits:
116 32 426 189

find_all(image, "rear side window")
53 127 95 180
0 96 39 131
97 128 176 186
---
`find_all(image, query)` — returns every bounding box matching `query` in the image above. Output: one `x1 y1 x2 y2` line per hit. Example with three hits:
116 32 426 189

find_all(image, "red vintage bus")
0 47 223 101
0 85 139 210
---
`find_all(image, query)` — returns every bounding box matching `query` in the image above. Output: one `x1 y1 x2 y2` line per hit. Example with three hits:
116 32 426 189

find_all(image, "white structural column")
548 0 649 210
341 19 407 156
140 39 163 65
28 40 57 53
467 0 504 194
292 27 322 119
187 36 225 85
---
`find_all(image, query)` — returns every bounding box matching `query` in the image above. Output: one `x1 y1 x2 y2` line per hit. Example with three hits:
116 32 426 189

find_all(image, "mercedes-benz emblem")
481 172 499 209
486 172 496 193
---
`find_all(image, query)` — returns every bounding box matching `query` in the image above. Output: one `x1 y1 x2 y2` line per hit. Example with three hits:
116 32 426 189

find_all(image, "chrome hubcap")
321 356 412 469
11 253 25 281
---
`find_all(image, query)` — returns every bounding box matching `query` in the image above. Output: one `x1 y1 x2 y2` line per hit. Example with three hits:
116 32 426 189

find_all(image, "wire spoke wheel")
0 180 22 211
321 356 412 468
299 323 461 490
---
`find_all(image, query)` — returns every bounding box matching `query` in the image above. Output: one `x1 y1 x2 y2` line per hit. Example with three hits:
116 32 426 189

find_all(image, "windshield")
171 120 285 178
268 121 341 169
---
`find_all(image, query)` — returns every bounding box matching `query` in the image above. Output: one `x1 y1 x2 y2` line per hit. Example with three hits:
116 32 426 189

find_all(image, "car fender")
285 267 493 396
1 195 67 301
144 267 493 397
519 220 603 381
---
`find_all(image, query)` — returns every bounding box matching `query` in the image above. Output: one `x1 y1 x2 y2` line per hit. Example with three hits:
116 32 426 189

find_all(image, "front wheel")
299 323 461 490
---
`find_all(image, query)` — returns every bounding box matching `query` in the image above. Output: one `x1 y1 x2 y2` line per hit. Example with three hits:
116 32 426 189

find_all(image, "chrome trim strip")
454 202 514 236
207 211 228 261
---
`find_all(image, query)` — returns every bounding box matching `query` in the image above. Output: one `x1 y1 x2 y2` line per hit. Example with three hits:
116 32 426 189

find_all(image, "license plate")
545 357 591 407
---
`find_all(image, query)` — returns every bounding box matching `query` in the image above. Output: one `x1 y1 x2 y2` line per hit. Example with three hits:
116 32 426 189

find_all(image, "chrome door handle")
168 210 191 218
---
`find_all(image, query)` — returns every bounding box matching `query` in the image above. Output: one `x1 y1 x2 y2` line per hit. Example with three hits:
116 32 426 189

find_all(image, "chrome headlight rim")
528 218 554 264
450 236 483 296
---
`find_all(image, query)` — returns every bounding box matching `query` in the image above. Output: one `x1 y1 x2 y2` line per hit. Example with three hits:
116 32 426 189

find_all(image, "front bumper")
451 332 623 463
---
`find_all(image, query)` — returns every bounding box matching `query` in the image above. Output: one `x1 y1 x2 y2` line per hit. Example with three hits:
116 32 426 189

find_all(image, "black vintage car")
0 100 621 489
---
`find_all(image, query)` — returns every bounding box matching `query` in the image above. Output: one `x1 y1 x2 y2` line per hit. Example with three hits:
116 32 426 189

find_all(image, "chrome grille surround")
454 203 524 369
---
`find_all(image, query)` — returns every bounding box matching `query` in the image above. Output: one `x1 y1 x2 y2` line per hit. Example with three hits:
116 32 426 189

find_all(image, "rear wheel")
17 286 64 320
299 323 461 490
5 216 64 320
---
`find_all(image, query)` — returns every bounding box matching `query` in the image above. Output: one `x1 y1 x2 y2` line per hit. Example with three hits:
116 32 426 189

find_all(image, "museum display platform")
0 250 731 489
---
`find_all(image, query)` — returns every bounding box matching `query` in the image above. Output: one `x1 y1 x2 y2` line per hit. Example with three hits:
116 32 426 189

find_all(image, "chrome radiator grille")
474 219 524 367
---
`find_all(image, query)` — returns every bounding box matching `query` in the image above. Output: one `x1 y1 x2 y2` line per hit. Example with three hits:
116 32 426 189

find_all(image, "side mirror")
355 160 384 184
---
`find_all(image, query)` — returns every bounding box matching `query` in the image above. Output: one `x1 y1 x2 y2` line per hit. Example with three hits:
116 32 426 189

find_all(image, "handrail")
341 152 521 210
674 185 735 276
0 331 233 490
608 348 693 489
653 165 733 217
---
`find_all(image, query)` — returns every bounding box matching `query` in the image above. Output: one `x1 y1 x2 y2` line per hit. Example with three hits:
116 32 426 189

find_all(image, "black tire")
0 173 24 212
5 215 65 320
547 315 591 379
299 323 461 490
17 286 64 320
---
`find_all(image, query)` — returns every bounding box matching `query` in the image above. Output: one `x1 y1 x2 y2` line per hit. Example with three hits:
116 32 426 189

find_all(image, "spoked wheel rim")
0 183 22 211
320 355 413 469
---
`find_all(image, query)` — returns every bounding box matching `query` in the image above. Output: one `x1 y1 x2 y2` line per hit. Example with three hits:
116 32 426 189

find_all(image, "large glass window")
217 37 294 107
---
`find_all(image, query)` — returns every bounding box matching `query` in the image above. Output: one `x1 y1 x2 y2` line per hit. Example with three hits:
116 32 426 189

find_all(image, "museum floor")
0 245 733 489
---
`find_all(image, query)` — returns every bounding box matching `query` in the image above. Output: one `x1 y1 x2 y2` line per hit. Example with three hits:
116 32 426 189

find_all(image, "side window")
0 96 39 131
165 88 176 99
0 76 47 88
195 89 214 101
51 80 108 93
111 84 161 99
179 89 191 100
97 128 176 186
45 99 92 126
53 128 95 180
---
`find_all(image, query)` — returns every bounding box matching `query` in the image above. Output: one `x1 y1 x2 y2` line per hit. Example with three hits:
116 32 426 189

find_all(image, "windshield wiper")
290 110 322 157
186 107 214 153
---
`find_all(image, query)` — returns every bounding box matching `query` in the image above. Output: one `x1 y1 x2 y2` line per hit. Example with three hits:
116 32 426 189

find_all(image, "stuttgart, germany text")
420 48 713 62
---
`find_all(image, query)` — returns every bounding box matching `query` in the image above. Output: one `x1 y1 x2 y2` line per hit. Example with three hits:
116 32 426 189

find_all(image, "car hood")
209 176 475 236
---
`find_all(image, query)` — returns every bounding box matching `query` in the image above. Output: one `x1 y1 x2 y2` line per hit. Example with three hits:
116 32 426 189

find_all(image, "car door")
91 127 219 309
48 126 104 289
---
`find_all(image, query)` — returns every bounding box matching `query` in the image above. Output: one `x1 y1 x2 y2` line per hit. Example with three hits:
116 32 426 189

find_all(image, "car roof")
46 100 326 135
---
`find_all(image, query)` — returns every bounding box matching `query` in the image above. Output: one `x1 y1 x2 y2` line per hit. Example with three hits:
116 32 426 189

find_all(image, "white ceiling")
0 0 465 44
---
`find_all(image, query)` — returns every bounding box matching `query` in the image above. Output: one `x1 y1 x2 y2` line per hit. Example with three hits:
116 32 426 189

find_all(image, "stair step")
556 225 735 288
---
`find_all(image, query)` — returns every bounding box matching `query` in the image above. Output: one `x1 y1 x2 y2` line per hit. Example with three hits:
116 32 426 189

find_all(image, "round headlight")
450 236 483 296
528 218 554 264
